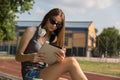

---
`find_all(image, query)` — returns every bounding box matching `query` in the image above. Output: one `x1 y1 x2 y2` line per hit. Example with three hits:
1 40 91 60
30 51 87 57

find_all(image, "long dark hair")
39 8 65 47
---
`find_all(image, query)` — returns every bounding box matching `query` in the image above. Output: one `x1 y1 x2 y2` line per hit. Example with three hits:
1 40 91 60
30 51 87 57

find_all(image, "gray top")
21 27 46 77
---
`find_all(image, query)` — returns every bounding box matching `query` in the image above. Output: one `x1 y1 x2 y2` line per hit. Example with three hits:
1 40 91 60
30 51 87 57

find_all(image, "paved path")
0 58 120 80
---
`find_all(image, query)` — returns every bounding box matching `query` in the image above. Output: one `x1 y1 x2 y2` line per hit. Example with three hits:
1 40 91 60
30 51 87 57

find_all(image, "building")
16 21 96 57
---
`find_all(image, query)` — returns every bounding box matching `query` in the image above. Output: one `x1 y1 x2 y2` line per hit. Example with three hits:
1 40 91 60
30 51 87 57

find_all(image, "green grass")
78 60 120 77
0 55 15 59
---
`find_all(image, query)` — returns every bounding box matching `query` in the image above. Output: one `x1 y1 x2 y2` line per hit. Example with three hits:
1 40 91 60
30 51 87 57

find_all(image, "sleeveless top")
21 27 46 77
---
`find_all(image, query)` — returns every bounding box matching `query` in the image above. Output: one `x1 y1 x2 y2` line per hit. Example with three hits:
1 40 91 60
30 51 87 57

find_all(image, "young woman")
15 8 88 80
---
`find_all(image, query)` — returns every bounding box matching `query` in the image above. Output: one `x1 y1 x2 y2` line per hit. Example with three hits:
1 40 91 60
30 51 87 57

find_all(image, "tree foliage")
96 27 120 57
0 0 35 41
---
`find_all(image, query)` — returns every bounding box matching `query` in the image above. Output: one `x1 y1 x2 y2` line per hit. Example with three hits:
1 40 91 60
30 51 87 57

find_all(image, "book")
39 41 61 64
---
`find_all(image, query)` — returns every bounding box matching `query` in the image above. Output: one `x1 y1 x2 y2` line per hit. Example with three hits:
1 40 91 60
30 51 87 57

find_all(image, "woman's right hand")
54 48 66 62
31 52 46 63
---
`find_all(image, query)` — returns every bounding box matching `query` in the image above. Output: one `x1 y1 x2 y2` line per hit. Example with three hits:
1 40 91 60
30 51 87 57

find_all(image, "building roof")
66 21 92 28
16 21 93 28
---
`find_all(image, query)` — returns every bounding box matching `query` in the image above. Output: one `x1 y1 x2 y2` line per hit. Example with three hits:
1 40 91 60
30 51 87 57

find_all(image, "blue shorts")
23 69 41 80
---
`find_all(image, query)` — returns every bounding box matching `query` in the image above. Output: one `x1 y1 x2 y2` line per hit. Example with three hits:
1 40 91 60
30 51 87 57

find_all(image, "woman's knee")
67 57 78 66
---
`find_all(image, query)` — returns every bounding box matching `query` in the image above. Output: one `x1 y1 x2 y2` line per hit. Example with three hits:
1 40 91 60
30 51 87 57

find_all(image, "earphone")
38 26 46 37
38 26 57 43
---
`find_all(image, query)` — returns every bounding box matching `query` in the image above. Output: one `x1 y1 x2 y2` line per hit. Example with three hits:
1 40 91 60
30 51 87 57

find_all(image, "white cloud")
60 0 95 9
48 0 114 16
84 0 95 7
57 0 113 8
35 7 45 14
96 0 113 9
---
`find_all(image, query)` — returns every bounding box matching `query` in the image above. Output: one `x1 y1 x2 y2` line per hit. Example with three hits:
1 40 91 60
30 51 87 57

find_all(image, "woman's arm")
15 27 37 62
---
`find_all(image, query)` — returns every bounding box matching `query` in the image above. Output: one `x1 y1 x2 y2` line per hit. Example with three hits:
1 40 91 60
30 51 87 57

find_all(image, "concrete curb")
0 71 22 80
0 56 15 59
75 57 120 63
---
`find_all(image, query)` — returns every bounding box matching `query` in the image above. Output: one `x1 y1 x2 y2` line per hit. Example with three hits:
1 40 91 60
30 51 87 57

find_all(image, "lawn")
78 60 120 77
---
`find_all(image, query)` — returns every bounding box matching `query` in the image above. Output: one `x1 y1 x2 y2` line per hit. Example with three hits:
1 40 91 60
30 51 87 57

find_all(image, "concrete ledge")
0 51 8 56
76 57 120 63
0 71 22 80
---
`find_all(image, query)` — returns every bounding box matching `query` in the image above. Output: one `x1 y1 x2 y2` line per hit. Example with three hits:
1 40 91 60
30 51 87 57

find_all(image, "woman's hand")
54 47 66 62
31 52 46 63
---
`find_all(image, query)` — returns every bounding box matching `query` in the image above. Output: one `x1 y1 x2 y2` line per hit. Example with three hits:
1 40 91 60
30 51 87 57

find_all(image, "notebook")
39 42 61 64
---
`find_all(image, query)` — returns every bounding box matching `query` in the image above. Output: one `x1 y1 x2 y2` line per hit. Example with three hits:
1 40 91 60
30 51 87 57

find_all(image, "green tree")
97 27 120 57
0 0 35 41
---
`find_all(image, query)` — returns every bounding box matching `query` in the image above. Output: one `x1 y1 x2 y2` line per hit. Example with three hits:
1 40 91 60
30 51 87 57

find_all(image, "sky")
16 0 120 35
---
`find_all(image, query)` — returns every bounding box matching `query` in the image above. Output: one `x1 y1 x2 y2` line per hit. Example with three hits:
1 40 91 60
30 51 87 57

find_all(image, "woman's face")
46 15 63 32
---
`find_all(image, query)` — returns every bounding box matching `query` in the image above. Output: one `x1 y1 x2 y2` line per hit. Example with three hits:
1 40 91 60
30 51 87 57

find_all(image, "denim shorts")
23 69 42 80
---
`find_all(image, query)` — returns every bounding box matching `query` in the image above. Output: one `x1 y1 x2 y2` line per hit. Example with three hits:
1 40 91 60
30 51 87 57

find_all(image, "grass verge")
78 60 120 77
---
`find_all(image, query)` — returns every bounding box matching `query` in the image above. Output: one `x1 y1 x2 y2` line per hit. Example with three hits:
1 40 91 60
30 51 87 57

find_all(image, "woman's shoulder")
26 26 37 33
23 27 37 37
27 26 36 30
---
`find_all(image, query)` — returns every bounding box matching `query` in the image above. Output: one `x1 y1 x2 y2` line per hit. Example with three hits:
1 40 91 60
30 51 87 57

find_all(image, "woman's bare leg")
68 57 88 80
39 57 88 80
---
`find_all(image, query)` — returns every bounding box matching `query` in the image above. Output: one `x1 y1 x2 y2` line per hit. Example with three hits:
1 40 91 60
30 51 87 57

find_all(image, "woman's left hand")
54 47 66 62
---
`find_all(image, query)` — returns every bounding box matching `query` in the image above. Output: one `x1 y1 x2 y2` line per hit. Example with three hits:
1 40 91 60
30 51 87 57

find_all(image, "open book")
39 41 61 64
